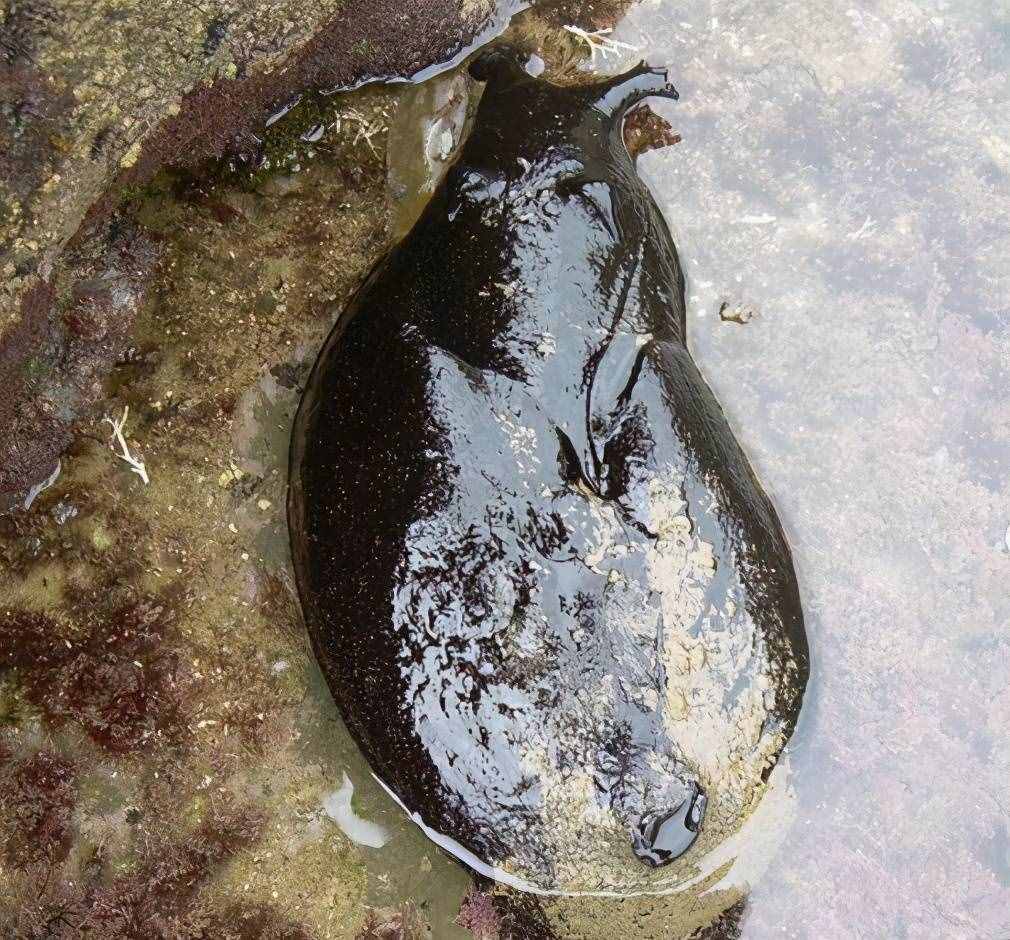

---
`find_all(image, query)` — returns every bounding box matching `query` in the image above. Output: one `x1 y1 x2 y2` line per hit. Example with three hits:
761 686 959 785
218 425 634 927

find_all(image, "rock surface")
0 0 515 509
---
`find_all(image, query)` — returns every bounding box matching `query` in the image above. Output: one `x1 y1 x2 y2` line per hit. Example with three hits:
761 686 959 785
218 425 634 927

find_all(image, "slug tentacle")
589 62 680 121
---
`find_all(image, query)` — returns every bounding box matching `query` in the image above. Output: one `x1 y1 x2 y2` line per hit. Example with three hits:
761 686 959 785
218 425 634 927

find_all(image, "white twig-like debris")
342 108 382 156
563 25 640 64
103 406 150 485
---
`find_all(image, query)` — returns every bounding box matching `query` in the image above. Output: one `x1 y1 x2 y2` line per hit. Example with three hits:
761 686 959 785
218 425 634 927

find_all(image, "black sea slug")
289 46 809 895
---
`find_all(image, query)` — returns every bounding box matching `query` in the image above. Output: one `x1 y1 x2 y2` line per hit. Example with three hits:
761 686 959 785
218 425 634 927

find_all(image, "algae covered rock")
0 0 518 510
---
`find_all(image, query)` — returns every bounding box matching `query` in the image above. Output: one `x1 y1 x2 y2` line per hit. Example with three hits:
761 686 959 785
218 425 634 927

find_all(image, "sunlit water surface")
250 1 1009 935
617 0 1010 935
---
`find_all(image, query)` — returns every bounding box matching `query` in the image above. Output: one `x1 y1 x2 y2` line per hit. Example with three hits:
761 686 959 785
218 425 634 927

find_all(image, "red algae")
0 598 193 754
455 888 502 939
0 749 77 870
7 803 300 938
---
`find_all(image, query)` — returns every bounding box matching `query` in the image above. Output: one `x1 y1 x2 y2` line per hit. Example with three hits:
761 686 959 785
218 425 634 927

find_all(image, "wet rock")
0 0 523 510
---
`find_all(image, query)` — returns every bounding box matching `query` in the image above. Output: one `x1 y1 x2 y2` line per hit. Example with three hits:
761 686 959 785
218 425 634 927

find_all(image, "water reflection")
611 0 1010 935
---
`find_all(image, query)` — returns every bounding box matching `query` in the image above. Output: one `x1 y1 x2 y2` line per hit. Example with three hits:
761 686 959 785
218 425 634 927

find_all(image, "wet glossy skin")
289 48 808 895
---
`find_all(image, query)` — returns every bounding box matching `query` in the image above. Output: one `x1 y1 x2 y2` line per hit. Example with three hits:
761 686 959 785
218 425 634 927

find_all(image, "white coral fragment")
103 405 150 485
563 25 640 64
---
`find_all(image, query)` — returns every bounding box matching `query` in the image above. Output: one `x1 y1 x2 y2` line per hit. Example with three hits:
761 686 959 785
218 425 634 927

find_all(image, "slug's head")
463 44 679 184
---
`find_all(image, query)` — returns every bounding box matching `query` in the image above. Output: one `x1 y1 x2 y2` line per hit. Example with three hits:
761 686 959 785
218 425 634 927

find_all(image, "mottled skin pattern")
289 48 808 895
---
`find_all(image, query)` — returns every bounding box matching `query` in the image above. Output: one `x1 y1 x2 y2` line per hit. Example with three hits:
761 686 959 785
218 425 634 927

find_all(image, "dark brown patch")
8 803 272 938
690 899 746 939
0 597 192 753
356 901 428 940
623 102 681 160
0 749 76 869
493 892 557 940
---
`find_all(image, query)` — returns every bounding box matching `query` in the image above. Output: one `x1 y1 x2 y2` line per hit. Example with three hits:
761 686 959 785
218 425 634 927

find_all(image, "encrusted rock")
0 0 517 509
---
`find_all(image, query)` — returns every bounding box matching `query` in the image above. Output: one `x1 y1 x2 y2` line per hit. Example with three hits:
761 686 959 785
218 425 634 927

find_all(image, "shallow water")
608 0 1010 935
319 0 1010 933
3 0 1006 935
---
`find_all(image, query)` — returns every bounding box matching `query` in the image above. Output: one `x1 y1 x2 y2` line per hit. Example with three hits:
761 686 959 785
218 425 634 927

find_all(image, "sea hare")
289 46 808 895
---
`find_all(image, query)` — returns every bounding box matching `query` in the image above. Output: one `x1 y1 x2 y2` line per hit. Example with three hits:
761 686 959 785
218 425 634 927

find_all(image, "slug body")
289 50 808 896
